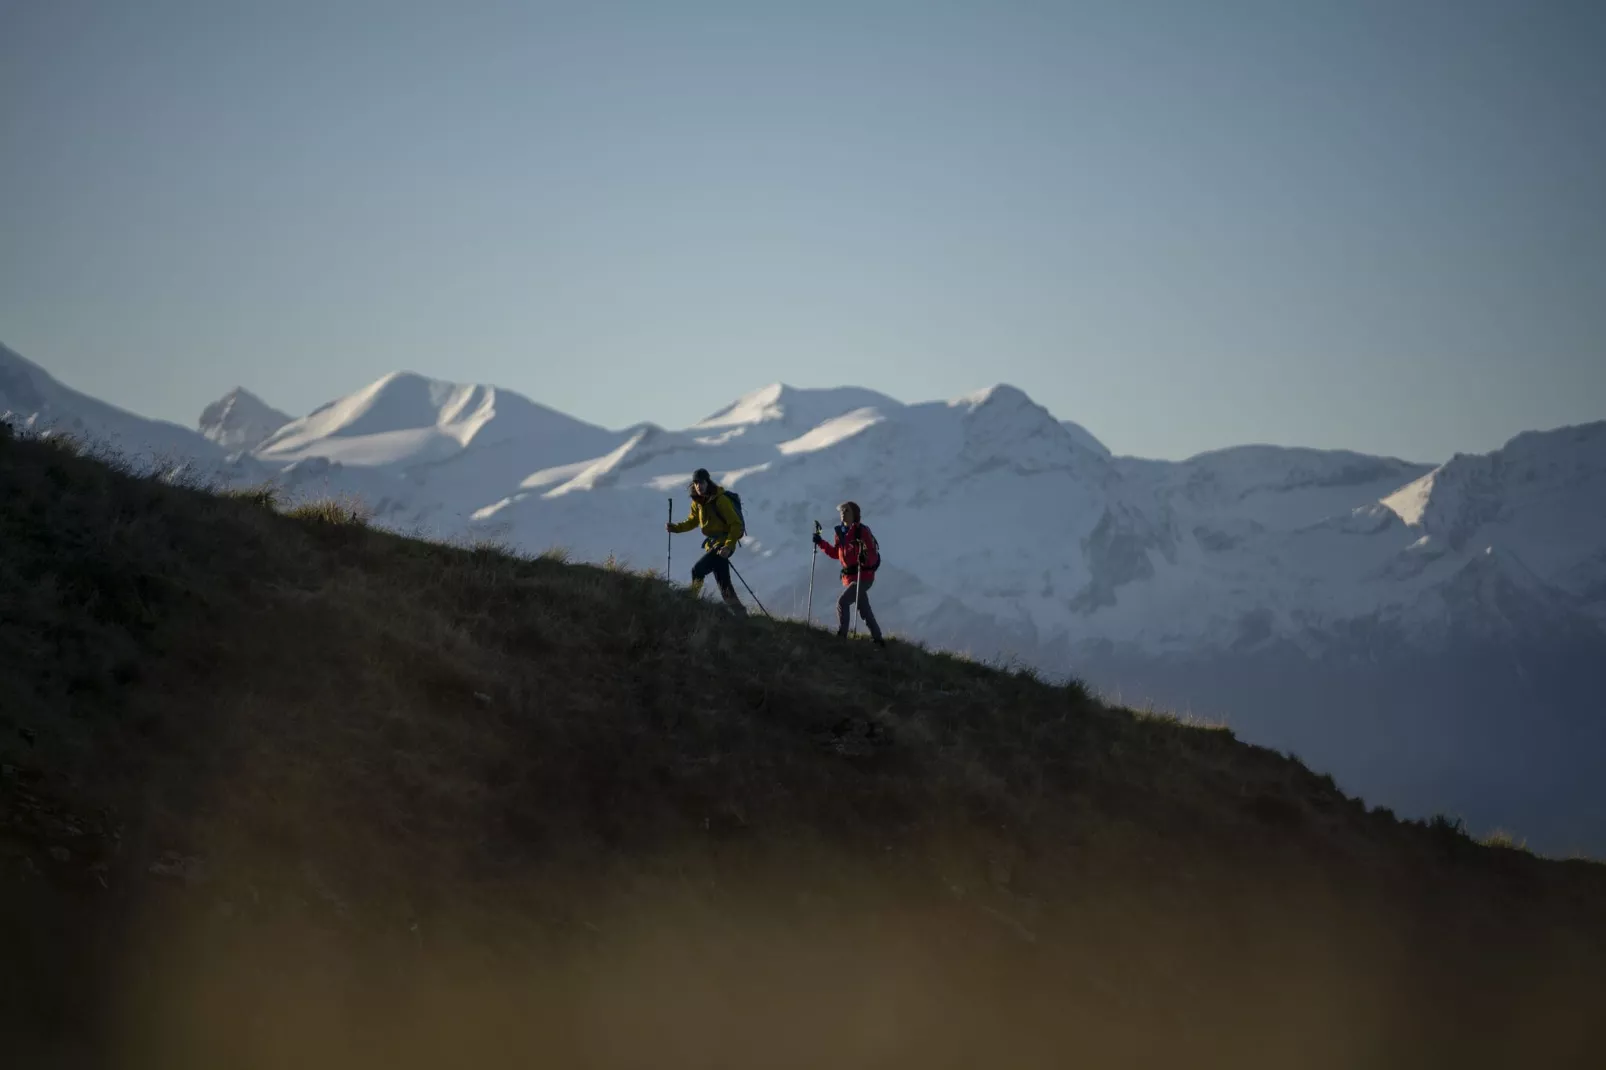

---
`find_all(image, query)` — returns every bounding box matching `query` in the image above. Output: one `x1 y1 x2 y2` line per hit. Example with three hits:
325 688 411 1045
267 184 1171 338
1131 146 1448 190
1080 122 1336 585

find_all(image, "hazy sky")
2 0 1602 460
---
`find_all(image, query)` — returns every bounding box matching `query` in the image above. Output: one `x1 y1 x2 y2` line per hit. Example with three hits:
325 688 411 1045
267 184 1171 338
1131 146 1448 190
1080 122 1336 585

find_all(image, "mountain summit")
2 341 228 467
198 387 293 452
255 371 614 467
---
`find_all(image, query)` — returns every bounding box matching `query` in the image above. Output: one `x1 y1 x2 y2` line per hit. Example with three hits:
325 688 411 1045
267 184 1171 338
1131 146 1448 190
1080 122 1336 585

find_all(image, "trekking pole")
806 520 821 625
727 561 773 620
666 498 673 582
851 536 864 637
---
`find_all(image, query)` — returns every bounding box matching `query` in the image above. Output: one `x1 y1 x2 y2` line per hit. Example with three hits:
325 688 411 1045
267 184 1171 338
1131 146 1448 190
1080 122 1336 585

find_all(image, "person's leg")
709 552 732 592
692 550 744 614
857 580 883 642
711 554 746 615
689 550 721 595
836 583 856 637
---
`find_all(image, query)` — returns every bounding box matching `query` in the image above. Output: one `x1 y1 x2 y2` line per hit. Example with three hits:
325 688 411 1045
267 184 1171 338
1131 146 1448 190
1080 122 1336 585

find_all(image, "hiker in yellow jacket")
666 467 746 615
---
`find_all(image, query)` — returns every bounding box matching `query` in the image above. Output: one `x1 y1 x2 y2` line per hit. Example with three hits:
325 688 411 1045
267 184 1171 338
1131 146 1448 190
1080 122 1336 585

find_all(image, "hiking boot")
720 588 747 617
872 637 886 649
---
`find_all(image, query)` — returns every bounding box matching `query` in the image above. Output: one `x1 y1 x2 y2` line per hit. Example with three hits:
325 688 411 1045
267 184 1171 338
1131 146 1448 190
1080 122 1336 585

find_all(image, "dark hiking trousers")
690 549 746 614
837 576 882 640
690 549 734 592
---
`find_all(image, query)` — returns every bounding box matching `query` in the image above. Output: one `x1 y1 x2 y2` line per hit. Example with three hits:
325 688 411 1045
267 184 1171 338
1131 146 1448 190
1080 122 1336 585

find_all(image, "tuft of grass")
284 495 372 526
462 535 523 559
1428 812 1469 839
1484 828 1530 853
224 483 284 510
1008 659 1043 684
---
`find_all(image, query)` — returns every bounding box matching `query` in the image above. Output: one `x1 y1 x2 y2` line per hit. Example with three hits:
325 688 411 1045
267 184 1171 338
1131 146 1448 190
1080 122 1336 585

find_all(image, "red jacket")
817 523 879 587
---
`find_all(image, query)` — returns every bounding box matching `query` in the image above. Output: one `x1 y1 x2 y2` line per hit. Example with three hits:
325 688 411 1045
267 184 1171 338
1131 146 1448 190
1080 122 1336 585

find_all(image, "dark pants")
837 575 882 639
690 549 734 592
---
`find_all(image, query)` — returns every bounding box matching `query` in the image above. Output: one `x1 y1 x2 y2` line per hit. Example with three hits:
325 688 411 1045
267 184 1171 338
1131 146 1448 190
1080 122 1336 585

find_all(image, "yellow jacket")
669 486 744 550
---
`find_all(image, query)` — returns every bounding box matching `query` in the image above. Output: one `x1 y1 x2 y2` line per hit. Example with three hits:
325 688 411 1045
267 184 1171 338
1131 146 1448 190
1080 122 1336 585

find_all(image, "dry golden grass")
283 493 373 526
1484 828 1531 853
2 423 1604 1069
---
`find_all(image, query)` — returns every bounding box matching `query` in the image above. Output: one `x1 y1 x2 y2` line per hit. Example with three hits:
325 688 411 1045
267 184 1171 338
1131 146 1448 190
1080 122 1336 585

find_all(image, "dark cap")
692 468 712 485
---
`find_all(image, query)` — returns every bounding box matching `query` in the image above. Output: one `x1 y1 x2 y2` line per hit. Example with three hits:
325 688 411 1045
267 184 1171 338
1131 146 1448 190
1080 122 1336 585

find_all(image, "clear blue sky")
2 0 1602 460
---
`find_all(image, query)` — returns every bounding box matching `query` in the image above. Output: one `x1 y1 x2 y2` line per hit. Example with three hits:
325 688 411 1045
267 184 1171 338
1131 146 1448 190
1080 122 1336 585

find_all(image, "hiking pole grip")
666 498 673 582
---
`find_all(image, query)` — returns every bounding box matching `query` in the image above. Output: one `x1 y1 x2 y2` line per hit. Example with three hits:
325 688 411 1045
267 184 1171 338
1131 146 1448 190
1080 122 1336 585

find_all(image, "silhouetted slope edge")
2 423 1602 1069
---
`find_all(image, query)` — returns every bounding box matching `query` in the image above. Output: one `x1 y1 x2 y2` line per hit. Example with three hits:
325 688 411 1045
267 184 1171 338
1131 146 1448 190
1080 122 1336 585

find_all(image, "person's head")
838 501 861 526
690 468 714 499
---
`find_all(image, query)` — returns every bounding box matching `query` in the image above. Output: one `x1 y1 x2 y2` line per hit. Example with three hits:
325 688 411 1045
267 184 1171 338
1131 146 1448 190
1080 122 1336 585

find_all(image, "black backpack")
723 489 747 540
836 523 880 572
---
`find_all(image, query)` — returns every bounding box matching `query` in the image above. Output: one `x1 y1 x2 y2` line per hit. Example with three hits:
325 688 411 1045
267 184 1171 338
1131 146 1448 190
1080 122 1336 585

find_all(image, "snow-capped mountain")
248 370 622 533
4 340 1603 852
1 345 280 492
1380 423 1606 626
2 342 230 467
198 388 292 452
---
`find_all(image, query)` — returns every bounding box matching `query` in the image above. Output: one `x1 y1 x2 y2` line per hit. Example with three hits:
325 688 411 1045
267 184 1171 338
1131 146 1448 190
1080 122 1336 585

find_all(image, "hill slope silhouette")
2 423 1602 1069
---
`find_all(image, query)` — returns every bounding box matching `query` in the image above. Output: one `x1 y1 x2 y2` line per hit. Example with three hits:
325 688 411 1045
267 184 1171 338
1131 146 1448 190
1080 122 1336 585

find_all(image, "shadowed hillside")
2 422 1603 1069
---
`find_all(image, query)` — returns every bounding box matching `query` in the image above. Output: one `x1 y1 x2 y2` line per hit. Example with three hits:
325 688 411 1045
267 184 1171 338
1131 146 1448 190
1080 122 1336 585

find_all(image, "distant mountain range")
5 340 1602 853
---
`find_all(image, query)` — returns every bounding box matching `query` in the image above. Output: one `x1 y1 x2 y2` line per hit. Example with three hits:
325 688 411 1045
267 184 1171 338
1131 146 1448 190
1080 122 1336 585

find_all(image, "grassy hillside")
3 423 1603 1069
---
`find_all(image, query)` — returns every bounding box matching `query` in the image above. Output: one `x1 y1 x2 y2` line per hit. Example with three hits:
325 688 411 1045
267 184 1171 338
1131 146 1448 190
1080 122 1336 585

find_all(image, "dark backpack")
838 523 880 572
723 490 747 540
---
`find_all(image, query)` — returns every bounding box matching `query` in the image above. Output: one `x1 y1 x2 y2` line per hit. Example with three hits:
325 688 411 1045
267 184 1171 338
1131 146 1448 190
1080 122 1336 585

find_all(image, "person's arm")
816 530 841 561
668 504 700 534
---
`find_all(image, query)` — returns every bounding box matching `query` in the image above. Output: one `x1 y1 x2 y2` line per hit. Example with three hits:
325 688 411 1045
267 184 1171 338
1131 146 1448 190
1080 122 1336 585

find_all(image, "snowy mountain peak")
1375 420 1606 570
265 371 497 445
694 383 903 433
695 383 790 428
943 382 1109 474
198 387 292 452
255 371 610 467
946 383 1109 457
948 383 1034 413
2 341 242 473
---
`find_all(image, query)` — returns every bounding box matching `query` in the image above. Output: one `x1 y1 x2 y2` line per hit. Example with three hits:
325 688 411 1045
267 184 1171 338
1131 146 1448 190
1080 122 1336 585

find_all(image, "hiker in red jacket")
812 500 885 647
